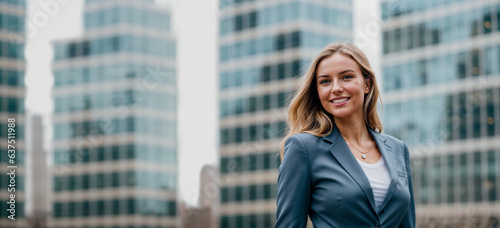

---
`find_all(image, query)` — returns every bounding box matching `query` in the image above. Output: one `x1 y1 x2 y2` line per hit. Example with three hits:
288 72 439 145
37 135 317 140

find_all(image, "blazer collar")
324 124 398 214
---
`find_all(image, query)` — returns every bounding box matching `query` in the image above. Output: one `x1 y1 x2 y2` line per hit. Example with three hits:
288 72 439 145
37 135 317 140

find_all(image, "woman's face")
316 53 370 120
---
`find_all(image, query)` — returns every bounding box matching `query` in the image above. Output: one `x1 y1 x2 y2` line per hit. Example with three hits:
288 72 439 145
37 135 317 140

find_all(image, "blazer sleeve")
399 142 416 228
274 135 311 228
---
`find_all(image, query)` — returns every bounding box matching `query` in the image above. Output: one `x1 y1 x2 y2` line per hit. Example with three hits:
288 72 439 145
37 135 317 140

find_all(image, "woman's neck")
334 116 370 144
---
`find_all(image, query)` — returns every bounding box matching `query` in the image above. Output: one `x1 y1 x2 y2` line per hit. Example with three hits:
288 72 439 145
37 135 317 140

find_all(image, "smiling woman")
275 42 415 227
316 53 371 121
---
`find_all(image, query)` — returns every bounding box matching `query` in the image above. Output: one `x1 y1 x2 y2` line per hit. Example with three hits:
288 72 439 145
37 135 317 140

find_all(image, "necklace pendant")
362 154 366 159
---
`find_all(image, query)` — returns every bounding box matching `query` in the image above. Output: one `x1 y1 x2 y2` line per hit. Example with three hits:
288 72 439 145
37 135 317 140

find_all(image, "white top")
356 157 391 210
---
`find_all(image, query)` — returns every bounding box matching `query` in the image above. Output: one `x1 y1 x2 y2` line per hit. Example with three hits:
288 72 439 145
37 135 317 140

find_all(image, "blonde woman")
275 42 415 228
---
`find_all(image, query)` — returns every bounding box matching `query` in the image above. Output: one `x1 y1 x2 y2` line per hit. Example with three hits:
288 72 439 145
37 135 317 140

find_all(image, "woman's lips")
330 97 350 106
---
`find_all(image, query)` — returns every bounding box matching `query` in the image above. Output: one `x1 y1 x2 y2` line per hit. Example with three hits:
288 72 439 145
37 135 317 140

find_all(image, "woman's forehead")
317 53 360 75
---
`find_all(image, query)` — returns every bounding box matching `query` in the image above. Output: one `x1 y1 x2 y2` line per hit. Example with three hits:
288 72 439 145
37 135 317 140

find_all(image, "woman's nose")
331 80 343 93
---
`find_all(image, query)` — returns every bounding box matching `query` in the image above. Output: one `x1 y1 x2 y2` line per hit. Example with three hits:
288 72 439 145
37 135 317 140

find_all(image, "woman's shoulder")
285 132 328 153
378 132 408 150
284 132 326 160
287 132 324 143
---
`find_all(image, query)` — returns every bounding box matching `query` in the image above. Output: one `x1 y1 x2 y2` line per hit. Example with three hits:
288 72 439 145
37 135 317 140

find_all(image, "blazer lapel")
368 128 398 213
324 125 377 212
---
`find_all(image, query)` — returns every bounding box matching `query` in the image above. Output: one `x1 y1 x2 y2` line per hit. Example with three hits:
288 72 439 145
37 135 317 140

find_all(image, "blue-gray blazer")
275 125 415 228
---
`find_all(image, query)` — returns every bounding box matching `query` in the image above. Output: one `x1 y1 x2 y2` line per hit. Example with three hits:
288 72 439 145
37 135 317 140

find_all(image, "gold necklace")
345 139 371 159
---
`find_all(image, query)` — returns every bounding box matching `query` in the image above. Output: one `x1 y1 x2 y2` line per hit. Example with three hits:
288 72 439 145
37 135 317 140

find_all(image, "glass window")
277 63 285 79
275 33 285 51
428 57 439 84
261 7 271 26
497 4 500 31
483 7 492 34
234 15 243 31
7 97 17 112
456 52 466 79
400 26 410 50
7 70 17 86
290 2 299 20
260 65 271 82
403 62 414 88
291 31 300 48
484 46 496 75
473 151 483 202
381 2 390 20
486 150 497 201
329 8 338 27
433 156 442 204
84 13 92 29
389 29 397 53
471 49 480 76
430 19 440 44
458 92 467 140
276 4 285 22
417 23 426 47
235 127 242 143
220 18 229 35
248 11 257 28
418 60 427 85
93 38 102 54
486 89 495 136
442 16 452 43
248 96 256 112
466 9 483 36
82 174 89 189
383 31 390 54
394 28 401 52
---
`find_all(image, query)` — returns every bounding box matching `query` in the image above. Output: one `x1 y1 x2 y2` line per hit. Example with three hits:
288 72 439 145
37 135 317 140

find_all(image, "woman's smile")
330 97 350 105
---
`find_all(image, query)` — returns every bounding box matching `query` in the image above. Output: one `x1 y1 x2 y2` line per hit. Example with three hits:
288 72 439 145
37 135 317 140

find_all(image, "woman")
275 42 415 227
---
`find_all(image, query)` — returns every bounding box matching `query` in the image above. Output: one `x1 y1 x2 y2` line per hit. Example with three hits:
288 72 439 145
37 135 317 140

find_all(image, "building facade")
198 165 219 228
381 0 500 227
0 0 26 227
27 115 49 228
179 165 219 228
51 0 177 227
218 0 353 227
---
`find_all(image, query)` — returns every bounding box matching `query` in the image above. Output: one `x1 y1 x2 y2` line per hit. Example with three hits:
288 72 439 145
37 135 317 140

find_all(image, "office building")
199 165 219 228
218 0 353 227
179 202 212 228
0 0 26 227
179 165 219 228
27 115 49 228
381 0 500 226
51 0 177 227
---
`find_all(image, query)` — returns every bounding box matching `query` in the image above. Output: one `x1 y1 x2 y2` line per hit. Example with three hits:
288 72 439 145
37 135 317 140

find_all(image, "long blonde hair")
280 42 382 160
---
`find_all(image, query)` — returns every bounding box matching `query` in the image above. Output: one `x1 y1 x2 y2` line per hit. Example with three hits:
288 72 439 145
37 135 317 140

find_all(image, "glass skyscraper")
218 0 352 227
51 0 177 227
381 0 500 226
0 0 26 227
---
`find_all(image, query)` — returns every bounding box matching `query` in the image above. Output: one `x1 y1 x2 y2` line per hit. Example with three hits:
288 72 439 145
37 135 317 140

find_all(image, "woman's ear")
364 78 371 94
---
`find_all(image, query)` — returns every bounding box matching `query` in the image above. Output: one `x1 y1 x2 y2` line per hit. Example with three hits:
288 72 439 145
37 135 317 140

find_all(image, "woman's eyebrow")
317 69 356 80
339 69 356 74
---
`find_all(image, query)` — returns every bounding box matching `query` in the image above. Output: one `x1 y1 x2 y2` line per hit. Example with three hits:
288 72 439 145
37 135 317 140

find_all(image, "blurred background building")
50 0 177 227
179 202 212 228
26 115 49 228
0 0 26 227
179 165 219 228
218 0 353 227
198 165 219 228
381 0 500 227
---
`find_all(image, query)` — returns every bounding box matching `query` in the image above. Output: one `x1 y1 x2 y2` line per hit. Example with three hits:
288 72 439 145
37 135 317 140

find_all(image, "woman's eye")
342 75 353 80
320 80 331 84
